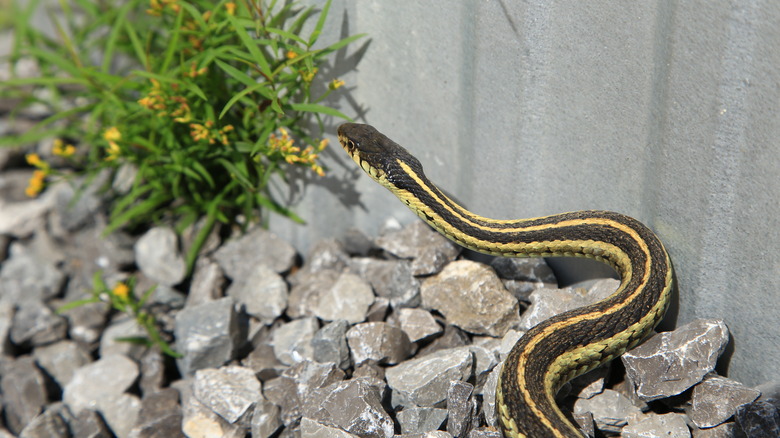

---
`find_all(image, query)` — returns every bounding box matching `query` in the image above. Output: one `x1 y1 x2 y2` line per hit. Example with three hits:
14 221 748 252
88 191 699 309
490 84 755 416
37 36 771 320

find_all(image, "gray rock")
61 297 109 346
447 380 475 437
385 347 473 408
0 301 13 355
63 354 139 415
186 257 225 307
70 409 112 438
396 406 448 434
692 422 738 438
0 242 65 305
622 412 691 438
689 374 760 428
18 402 72 438
134 226 186 286
138 350 166 397
264 360 346 426
735 398 780 438
396 308 442 343
10 300 67 347
417 324 471 356
346 322 412 365
227 263 287 322
573 388 642 433
272 317 319 365
348 258 421 308
97 393 141 438
287 269 340 319
0 182 57 238
250 398 282 438
622 319 729 401
305 379 394 438
468 428 503 438
175 297 241 376
490 257 557 301
33 340 92 388
64 222 135 277
313 272 374 324
421 260 520 336
193 366 262 425
241 343 285 381
375 221 460 275
53 172 106 231
214 226 296 278
340 228 375 256
519 279 618 331
1 357 48 434
299 417 361 437
312 319 351 370
99 315 149 361
177 379 245 438
301 238 351 274
480 365 501 428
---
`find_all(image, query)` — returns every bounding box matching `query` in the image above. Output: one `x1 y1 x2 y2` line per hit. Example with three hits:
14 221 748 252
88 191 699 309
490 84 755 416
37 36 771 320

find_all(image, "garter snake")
338 123 674 438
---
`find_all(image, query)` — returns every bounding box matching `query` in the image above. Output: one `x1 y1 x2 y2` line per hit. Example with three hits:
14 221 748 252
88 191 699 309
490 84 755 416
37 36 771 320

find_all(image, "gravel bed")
0 161 778 438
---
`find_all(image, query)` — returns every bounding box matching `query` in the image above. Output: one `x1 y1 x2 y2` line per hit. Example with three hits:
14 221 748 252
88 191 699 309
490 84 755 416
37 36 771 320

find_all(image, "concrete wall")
269 1 779 387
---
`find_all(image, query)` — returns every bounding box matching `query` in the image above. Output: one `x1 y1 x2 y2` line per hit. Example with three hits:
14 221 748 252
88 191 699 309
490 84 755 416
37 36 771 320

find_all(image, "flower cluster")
137 78 194 123
25 153 49 197
267 128 328 176
189 121 235 145
103 126 122 161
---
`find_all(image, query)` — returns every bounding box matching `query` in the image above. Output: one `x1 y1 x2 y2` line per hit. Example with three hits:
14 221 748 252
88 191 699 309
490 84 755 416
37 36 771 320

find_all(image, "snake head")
338 123 424 190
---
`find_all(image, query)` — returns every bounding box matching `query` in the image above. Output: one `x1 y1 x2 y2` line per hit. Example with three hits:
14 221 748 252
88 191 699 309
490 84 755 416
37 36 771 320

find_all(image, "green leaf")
226 13 272 79
289 103 351 120
308 0 332 47
214 59 257 88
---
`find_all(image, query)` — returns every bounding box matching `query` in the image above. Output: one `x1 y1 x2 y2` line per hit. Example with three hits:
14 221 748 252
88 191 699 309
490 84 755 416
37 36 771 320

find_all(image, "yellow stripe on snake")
337 123 674 438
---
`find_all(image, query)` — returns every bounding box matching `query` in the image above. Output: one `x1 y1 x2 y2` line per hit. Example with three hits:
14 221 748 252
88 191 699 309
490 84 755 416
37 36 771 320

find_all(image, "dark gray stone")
348 258 421 308
227 263 287 322
304 379 393 438
250 398 282 438
385 347 473 408
446 380 475 437
1 357 48 435
735 398 780 438
193 366 262 425
18 402 71 438
10 300 67 347
375 221 461 276
346 322 412 366
70 409 112 438
689 374 760 428
396 406 448 434
33 340 92 388
214 226 297 278
174 297 241 376
272 317 319 365
312 319 351 370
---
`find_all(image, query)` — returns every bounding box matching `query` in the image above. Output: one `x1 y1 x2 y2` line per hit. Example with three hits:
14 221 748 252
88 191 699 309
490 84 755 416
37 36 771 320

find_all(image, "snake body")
337 123 674 438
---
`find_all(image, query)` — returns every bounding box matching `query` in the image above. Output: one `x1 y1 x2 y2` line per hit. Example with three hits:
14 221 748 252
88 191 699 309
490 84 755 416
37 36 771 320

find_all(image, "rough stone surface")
214 226 297 278
17 402 72 438
250 398 282 438
348 258 421 308
10 300 67 347
421 260 520 336
622 319 730 401
375 221 460 275
174 297 241 376
193 366 262 424
227 263 288 322
622 412 691 438
134 226 186 286
490 257 557 301
0 243 65 305
287 269 340 318
1 357 49 435
446 380 476 437
313 272 374 324
396 406 448 434
312 319 351 370
396 308 442 343
573 388 642 433
519 279 618 330
273 317 319 365
186 257 225 307
385 347 473 408
128 387 185 438
33 340 92 388
305 379 394 438
346 322 412 365
63 354 139 415
735 398 780 438
689 374 760 428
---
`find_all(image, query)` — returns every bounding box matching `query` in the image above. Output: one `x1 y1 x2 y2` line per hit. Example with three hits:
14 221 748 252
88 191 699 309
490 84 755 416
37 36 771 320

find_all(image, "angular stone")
396 308 442 343
385 346 473 408
312 319 351 370
287 269 340 319
53 172 105 231
490 257 557 300
396 406 448 434
481 365 501 428
18 402 71 438
175 297 241 376
97 393 141 438
134 226 186 286
1 357 48 435
10 300 67 347
138 350 166 396
622 412 690 438
573 388 642 433
186 257 225 307
468 428 503 438
70 409 112 438
692 422 738 438
264 360 346 426
128 388 183 438
0 301 12 355
178 379 244 438
446 380 475 437
689 374 760 428
0 242 64 305
63 221 136 279
346 322 412 365
313 272 374 324
33 340 92 388
214 227 296 278
193 366 262 424
622 319 729 401
241 343 285 381
99 315 149 361
301 238 350 274
0 183 57 238
299 417 361 437
340 228 376 256
519 279 618 331
375 221 460 275
63 354 139 415
273 317 319 365
304 379 394 438
227 264 287 322
250 398 282 438
348 258 420 308
417 324 470 357
421 260 520 336
60 294 109 346
735 398 780 438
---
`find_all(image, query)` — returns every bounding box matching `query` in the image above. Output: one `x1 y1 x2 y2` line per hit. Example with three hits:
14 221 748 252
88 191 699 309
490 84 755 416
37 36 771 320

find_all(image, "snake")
337 123 674 438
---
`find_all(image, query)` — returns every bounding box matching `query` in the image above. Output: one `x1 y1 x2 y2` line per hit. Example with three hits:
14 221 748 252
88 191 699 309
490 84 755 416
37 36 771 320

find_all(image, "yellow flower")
300 68 318 83
52 139 76 157
225 2 236 15
286 50 298 59
26 153 42 167
329 79 345 90
25 169 47 197
103 126 121 142
112 282 130 300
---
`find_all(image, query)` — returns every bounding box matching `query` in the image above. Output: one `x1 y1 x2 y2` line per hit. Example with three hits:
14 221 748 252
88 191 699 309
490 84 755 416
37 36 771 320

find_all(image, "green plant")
58 273 181 358
2 0 364 272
